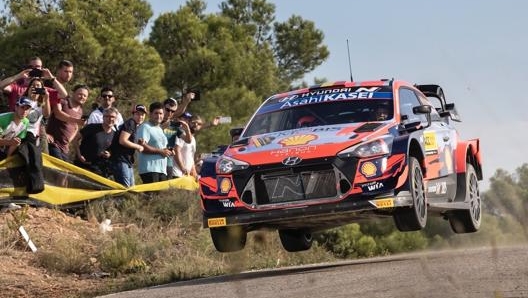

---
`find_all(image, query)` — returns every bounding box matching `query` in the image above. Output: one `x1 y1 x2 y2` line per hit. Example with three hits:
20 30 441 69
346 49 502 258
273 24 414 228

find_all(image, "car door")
398 88 454 181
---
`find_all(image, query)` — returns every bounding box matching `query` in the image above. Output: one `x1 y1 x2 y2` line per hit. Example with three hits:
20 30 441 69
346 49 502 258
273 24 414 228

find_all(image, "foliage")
148 0 329 152
0 0 165 110
317 221 428 258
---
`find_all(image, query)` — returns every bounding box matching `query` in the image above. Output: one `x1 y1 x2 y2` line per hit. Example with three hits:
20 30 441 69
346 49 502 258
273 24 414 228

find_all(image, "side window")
418 94 441 122
398 88 427 124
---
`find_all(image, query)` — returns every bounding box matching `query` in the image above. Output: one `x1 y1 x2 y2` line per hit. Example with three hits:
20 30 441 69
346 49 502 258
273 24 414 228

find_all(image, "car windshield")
244 99 394 136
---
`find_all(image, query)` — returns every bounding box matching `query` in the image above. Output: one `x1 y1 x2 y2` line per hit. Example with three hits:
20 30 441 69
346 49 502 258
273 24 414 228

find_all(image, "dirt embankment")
0 207 110 298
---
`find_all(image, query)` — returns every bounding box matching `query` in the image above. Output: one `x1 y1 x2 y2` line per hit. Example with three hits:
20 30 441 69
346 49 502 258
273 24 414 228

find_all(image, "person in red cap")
109 104 147 187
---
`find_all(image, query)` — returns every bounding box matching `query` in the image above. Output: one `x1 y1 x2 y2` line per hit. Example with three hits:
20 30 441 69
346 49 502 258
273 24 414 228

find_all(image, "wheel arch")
408 138 425 174
456 139 483 181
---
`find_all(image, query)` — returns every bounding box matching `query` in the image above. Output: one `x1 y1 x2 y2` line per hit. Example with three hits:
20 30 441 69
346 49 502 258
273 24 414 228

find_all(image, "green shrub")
37 238 92 274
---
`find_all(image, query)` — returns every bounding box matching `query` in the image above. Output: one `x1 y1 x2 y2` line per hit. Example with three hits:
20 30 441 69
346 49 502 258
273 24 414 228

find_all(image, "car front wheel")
393 156 427 231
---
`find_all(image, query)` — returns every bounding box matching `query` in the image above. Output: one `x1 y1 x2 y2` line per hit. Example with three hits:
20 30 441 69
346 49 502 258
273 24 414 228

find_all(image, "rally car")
199 80 482 252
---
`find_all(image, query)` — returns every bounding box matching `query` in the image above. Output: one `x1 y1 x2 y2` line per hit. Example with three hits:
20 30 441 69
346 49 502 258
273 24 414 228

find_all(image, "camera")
33 87 46 95
28 68 43 78
185 89 200 101
172 121 182 128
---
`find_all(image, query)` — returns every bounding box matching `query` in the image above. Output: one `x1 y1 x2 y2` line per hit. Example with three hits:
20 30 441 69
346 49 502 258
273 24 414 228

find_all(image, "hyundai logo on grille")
282 156 302 166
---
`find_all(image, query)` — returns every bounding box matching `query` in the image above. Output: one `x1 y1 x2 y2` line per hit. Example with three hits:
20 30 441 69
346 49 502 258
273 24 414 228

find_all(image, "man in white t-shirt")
87 86 124 128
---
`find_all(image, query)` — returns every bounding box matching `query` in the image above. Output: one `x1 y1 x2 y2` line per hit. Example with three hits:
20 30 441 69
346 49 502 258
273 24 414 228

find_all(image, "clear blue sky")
145 0 528 189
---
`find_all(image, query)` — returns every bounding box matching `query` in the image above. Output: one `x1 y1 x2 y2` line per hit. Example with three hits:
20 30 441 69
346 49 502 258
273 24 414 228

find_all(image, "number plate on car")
374 198 394 208
208 218 227 227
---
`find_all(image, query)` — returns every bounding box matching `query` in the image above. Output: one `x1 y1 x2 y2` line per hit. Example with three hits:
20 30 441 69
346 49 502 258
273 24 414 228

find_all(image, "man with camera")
160 93 195 179
0 57 68 111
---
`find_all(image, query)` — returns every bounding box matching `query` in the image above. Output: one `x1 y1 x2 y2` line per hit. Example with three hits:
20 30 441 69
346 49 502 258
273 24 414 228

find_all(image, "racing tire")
210 226 247 252
278 229 313 252
393 157 427 231
448 163 481 233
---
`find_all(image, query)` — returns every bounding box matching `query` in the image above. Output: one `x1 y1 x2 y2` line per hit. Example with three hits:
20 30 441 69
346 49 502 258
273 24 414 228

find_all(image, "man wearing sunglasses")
86 86 124 128
160 98 192 179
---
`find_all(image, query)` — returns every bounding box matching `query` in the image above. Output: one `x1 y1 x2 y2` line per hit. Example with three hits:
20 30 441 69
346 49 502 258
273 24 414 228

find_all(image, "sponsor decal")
219 178 232 194
219 199 235 208
282 156 302 166
427 181 447 194
208 218 227 227
360 161 377 177
424 131 438 152
270 145 317 157
278 134 317 147
361 181 384 192
279 87 392 109
373 198 394 208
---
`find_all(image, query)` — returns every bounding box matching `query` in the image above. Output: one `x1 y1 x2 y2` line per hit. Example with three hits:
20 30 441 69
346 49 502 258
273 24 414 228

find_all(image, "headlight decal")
338 135 394 159
216 155 249 174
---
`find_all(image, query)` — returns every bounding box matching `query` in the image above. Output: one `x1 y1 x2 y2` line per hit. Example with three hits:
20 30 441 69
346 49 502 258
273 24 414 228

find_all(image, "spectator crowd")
0 56 224 190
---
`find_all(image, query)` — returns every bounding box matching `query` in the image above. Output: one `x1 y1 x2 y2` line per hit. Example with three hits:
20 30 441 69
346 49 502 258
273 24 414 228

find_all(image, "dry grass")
0 189 336 297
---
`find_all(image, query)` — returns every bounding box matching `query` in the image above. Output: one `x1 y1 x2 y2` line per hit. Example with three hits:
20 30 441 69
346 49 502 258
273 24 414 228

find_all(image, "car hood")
224 122 392 165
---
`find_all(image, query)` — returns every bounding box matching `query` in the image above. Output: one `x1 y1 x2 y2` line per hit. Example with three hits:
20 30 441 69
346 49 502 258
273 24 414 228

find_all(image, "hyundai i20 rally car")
199 80 482 252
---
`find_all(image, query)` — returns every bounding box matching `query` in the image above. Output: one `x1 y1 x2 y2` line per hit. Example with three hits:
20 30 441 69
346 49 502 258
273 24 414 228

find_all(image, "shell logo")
360 162 377 177
219 178 232 194
278 134 317 147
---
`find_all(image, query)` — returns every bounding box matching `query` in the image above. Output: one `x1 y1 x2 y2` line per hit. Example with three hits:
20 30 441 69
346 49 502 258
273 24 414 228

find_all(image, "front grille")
236 157 357 207
260 170 336 203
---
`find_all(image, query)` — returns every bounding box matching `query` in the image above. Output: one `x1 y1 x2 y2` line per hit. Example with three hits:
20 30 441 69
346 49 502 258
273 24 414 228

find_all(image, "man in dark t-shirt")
73 107 117 178
109 104 146 187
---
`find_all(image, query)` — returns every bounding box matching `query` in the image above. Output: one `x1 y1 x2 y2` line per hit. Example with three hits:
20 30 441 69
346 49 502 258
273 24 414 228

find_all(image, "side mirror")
413 105 432 129
413 105 432 114
229 127 244 142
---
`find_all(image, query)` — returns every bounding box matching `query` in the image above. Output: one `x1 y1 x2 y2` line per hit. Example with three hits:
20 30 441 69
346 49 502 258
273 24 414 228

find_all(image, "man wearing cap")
109 104 147 187
0 97 31 159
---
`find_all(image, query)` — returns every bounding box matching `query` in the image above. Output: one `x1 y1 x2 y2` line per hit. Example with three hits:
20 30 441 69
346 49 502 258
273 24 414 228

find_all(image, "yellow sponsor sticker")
208 217 227 227
374 198 394 208
424 131 438 151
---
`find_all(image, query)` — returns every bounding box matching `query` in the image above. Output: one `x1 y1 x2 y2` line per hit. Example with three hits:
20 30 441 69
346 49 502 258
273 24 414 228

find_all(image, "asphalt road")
100 244 528 298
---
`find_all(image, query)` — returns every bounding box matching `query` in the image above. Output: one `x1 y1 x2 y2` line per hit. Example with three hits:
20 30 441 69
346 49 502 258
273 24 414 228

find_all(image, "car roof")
264 79 420 104
255 80 417 115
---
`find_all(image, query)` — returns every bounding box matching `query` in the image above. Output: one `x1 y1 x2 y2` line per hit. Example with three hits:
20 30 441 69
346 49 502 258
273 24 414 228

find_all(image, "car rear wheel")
393 156 427 231
210 226 247 252
448 163 481 233
278 229 313 252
